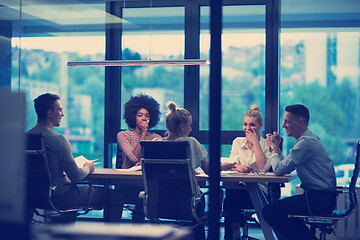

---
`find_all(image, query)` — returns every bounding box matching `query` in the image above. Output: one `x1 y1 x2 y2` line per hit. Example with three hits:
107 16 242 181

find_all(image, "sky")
13 36 106 56
12 33 267 57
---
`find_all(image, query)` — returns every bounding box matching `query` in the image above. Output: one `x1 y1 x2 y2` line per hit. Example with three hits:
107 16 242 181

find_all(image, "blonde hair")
245 104 263 126
165 101 191 137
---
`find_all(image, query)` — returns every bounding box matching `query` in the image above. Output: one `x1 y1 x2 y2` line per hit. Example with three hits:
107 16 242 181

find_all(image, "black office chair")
140 140 207 224
115 143 124 169
115 143 144 222
26 132 96 223
288 139 360 240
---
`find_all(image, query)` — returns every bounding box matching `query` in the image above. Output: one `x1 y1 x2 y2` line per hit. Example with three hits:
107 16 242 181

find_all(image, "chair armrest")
76 181 92 184
288 189 339 219
199 189 224 219
304 189 339 217
49 181 94 214
52 181 93 188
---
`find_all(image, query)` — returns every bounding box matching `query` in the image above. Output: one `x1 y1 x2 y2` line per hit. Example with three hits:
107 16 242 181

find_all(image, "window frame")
103 0 280 167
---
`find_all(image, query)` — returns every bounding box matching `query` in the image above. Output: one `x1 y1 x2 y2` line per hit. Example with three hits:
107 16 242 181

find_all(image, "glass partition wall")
1 0 359 222
2 1 107 164
120 6 185 131
200 4 267 156
280 0 360 193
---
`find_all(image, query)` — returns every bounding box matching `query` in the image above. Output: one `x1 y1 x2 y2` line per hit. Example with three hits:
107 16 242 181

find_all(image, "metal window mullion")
265 0 280 134
104 1 122 168
185 1 201 135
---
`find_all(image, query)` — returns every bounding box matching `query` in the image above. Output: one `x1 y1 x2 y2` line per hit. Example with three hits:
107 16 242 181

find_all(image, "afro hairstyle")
123 93 161 129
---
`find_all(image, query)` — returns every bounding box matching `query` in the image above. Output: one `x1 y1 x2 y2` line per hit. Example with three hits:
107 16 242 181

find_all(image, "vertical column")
209 0 222 239
265 0 280 134
0 21 12 90
103 1 122 222
184 0 200 133
60 54 69 127
104 2 122 169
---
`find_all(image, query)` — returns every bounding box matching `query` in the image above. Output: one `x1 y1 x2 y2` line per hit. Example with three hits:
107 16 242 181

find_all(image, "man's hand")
266 132 281 147
84 162 95 173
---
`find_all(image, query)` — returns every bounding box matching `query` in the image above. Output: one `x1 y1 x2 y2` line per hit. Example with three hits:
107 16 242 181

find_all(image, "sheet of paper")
74 155 100 168
221 170 239 175
115 165 142 171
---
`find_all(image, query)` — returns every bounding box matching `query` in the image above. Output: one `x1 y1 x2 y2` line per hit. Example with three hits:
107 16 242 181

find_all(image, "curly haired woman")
117 93 162 169
116 93 162 223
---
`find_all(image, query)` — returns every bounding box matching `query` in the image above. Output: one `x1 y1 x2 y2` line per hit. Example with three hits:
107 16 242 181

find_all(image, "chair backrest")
25 132 53 210
334 140 360 218
116 143 123 169
140 140 201 222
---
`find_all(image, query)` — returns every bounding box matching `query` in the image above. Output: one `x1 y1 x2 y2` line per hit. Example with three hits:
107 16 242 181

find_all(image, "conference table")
87 168 295 240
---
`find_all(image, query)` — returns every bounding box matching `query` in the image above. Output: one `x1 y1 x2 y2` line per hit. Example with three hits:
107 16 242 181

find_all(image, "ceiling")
0 0 359 37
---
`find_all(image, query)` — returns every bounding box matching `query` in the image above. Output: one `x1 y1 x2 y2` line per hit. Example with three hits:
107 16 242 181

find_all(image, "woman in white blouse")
223 105 271 240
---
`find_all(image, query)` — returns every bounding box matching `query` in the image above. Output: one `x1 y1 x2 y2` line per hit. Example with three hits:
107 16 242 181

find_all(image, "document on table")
74 155 101 168
221 170 240 175
197 168 241 176
116 165 142 171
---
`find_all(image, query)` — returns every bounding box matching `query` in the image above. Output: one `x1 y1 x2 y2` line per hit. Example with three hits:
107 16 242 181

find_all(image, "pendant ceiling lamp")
67 59 209 67
67 0 209 67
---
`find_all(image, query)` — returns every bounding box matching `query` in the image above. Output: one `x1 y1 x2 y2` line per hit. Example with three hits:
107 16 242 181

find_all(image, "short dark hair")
123 93 161 129
285 104 310 125
34 93 60 121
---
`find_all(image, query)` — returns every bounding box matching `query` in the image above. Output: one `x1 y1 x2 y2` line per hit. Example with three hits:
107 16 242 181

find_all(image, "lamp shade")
67 59 210 67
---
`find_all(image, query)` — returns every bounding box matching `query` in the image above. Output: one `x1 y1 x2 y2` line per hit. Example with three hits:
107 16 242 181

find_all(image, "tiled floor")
217 225 268 240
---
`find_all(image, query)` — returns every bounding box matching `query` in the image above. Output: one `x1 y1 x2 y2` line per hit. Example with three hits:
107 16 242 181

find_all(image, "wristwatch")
269 146 276 152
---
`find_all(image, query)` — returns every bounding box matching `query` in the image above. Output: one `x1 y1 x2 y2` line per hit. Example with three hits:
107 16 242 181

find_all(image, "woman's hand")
139 120 149 134
221 162 236 171
247 128 260 146
233 164 252 173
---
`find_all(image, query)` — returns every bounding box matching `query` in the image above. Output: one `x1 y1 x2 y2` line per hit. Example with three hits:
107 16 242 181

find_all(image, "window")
121 7 185 131
280 0 360 166
336 170 345 178
3 0 359 192
200 5 266 133
7 2 107 166
199 4 267 157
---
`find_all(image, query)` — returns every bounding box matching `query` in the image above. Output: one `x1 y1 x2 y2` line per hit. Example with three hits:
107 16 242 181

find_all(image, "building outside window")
1 0 359 201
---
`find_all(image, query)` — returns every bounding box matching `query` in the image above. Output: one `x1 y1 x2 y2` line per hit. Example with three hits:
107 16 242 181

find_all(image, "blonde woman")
156 101 235 240
223 105 272 240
